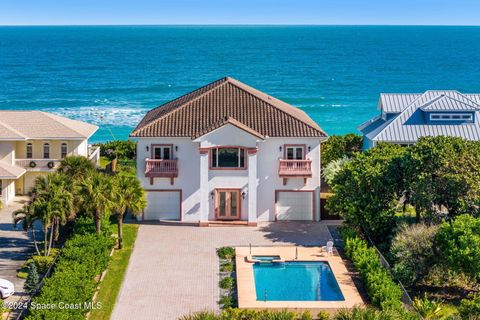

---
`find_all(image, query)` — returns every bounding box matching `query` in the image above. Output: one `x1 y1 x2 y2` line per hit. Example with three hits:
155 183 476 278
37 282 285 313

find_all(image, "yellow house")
0 111 99 205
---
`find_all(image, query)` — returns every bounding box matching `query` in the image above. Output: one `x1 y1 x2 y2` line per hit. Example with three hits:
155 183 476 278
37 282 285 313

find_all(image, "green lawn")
89 223 139 320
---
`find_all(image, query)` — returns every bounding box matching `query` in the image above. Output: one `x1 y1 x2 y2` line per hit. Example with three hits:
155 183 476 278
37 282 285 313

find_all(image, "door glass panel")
295 147 304 159
163 148 171 160
286 148 294 160
154 147 162 159
218 192 227 217
230 192 238 216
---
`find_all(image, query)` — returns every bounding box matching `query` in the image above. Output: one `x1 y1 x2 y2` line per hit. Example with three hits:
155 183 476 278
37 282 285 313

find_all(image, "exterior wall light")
146 145 149 152
241 191 247 199
279 146 282 152
210 191 214 199
175 146 178 151
308 146 311 152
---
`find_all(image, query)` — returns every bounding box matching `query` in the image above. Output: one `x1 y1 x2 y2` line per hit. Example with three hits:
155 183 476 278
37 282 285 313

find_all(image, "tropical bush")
317 311 330 320
217 247 235 260
436 214 480 281
321 134 362 167
219 277 234 290
328 143 406 242
25 219 114 320
391 223 438 286
98 140 136 160
322 156 350 186
24 263 39 295
339 226 403 311
459 293 480 320
333 306 419 320
220 261 233 272
412 294 447 320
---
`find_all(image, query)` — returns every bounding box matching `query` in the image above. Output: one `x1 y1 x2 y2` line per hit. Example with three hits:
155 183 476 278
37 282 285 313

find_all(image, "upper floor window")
61 143 68 158
430 113 473 122
152 145 172 160
285 145 305 160
43 143 50 159
26 143 33 159
211 147 245 169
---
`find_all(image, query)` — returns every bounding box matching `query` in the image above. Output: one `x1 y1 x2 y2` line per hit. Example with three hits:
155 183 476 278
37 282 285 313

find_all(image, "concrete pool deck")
236 246 364 312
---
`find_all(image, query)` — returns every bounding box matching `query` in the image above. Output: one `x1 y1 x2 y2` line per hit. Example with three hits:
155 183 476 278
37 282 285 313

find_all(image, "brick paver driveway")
112 222 334 320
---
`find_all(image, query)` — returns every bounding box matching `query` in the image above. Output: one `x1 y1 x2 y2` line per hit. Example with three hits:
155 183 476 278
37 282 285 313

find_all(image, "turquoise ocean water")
1 26 480 142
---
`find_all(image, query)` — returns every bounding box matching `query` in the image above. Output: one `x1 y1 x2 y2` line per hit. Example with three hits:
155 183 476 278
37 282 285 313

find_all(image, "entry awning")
0 160 26 179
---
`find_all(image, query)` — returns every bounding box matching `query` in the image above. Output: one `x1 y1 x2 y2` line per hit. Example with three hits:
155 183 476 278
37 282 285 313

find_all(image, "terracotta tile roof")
130 77 327 138
0 111 98 140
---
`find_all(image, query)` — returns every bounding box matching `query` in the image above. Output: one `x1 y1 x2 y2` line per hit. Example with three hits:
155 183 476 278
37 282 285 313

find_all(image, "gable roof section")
371 90 480 142
0 111 98 140
379 93 421 113
130 77 327 138
0 161 26 179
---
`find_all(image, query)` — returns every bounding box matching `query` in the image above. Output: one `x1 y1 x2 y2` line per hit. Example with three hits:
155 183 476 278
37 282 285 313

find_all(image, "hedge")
339 226 404 311
25 219 114 320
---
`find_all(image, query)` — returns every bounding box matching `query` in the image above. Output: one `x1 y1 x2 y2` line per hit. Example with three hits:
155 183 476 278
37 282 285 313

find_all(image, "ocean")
1 25 480 142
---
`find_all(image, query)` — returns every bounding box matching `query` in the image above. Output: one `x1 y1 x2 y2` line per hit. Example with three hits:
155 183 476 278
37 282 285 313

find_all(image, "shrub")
30 255 54 274
459 293 480 320
24 263 39 295
391 223 438 286
217 247 235 260
25 221 114 319
321 134 362 167
220 262 233 273
178 310 221 320
219 277 234 290
333 306 419 320
98 140 136 160
221 308 296 319
317 311 330 320
413 294 447 320
341 226 404 311
436 214 480 281
298 311 313 320
218 295 234 308
322 156 350 186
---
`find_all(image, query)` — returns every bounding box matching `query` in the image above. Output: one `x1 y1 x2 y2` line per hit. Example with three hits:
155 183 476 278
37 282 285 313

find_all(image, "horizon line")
1 23 480 27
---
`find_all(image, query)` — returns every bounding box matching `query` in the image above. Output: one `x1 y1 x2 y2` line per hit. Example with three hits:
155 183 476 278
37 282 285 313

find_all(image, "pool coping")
235 246 364 310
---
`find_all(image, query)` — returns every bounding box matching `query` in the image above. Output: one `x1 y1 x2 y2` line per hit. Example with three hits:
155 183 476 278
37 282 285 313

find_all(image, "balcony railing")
145 159 178 178
278 159 312 177
16 159 61 171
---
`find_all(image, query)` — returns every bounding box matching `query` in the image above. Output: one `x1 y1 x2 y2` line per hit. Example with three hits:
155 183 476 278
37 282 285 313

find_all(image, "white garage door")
276 191 313 221
144 191 181 220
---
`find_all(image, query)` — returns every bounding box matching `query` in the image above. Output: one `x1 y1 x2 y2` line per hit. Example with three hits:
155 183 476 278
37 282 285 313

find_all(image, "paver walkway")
112 222 334 320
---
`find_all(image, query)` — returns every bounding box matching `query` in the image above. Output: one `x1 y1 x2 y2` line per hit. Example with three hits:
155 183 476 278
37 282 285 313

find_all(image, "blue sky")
1 0 479 26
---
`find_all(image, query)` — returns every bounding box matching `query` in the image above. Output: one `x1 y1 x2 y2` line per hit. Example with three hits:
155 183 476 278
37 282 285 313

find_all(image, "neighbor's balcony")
145 159 179 178
278 159 312 177
16 159 61 171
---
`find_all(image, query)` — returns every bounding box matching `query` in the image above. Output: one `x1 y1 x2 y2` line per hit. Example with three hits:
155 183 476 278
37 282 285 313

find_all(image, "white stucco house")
359 90 480 150
130 77 328 225
0 111 99 206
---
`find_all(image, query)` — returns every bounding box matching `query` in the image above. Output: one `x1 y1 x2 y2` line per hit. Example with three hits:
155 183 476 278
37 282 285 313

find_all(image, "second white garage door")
144 191 181 220
276 191 313 221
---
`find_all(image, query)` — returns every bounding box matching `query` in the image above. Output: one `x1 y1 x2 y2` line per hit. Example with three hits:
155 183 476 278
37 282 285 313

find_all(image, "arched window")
43 143 50 159
61 143 68 158
26 143 33 159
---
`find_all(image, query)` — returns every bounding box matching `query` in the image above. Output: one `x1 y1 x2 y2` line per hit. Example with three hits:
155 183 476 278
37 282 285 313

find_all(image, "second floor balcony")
16 158 61 171
145 159 179 178
278 159 312 178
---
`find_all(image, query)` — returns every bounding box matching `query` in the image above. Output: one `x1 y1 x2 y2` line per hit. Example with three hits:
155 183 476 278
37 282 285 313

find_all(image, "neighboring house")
130 77 327 225
0 111 99 205
359 90 480 149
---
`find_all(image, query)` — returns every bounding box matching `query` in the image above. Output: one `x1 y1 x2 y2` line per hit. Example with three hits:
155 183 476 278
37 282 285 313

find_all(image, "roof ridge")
131 78 230 136
225 78 326 136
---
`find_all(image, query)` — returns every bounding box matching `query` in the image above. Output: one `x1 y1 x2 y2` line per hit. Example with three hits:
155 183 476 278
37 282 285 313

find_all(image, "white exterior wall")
135 125 323 222
1 179 15 205
0 141 16 165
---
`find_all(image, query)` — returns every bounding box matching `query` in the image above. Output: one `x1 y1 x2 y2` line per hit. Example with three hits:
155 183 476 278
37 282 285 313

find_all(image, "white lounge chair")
322 241 334 256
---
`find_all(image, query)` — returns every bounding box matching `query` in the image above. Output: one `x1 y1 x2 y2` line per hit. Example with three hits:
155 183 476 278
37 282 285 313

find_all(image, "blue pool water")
1 26 480 142
253 261 344 301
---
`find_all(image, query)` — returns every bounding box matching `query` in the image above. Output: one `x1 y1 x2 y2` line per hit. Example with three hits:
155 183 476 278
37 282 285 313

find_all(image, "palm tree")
28 173 74 255
57 155 95 179
113 174 146 249
13 203 41 255
76 171 115 235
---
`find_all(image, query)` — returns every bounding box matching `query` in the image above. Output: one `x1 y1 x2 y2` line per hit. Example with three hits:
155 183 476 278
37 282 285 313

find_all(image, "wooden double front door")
215 189 241 220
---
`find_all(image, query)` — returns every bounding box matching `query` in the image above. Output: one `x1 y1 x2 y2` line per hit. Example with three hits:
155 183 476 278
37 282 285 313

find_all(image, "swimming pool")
253 261 345 301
